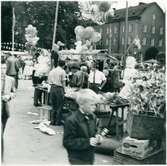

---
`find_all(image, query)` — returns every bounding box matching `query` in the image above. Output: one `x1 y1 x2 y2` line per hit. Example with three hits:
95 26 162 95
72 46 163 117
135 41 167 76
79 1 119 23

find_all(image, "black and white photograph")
1 0 166 165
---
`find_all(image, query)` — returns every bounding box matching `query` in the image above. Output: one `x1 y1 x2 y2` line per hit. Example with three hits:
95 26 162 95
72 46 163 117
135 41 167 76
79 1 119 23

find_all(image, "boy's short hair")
76 89 102 106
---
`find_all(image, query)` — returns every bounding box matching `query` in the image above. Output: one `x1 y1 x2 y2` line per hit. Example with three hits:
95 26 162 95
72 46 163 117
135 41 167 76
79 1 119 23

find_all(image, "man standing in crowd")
88 63 107 93
70 65 88 89
1 59 16 162
48 60 66 125
63 89 103 165
6 52 19 89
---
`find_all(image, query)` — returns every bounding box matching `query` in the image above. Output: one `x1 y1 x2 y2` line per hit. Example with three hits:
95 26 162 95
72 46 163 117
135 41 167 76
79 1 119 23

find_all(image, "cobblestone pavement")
3 80 114 165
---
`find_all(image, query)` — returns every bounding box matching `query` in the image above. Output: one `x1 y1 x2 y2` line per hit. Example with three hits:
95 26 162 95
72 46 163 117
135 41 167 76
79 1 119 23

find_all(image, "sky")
79 0 166 12
113 0 166 11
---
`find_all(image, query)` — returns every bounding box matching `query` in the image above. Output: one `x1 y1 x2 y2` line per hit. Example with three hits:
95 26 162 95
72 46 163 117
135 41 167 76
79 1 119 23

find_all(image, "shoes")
55 122 64 126
34 103 42 107
50 122 56 125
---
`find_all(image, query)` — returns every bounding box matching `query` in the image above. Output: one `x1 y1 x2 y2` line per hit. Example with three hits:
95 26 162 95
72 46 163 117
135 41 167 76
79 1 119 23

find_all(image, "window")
100 28 102 34
152 26 155 34
129 24 133 33
114 26 117 34
159 39 163 47
152 14 156 20
110 26 112 34
142 38 147 46
122 25 125 32
151 38 155 46
143 25 147 33
113 38 116 45
160 27 163 35
106 38 109 46
122 37 124 45
107 27 109 34
128 37 131 44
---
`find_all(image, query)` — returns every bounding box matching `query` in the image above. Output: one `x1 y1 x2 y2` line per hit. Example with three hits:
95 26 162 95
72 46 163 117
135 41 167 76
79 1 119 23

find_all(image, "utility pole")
122 0 128 68
12 7 15 51
52 1 59 50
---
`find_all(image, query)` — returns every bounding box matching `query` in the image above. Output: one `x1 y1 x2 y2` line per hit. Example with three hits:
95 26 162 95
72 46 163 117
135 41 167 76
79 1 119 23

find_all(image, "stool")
37 105 52 121
108 104 129 139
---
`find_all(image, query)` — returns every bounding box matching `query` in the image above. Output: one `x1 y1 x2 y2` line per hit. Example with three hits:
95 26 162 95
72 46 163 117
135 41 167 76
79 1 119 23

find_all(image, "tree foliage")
1 1 96 49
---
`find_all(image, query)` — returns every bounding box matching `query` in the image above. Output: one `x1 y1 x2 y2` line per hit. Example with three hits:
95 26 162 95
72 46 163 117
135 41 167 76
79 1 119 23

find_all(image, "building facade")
94 2 165 61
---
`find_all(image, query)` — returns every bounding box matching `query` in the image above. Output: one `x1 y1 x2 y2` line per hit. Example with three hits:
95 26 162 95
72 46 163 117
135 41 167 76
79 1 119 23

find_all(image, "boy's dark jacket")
63 110 97 164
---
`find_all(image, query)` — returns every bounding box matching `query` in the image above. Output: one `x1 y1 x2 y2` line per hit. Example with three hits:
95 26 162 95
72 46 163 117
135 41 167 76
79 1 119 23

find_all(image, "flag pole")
52 1 59 50
12 7 15 51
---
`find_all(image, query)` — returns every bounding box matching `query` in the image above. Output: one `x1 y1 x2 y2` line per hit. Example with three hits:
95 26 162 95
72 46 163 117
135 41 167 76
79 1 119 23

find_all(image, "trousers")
49 85 64 124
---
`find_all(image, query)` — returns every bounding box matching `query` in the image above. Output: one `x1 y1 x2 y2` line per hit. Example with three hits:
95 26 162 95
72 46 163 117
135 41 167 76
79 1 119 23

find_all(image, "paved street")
3 80 114 165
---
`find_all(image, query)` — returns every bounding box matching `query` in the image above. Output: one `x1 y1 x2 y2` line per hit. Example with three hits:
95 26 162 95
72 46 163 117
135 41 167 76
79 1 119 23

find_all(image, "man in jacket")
1 59 16 162
6 52 19 89
63 89 103 165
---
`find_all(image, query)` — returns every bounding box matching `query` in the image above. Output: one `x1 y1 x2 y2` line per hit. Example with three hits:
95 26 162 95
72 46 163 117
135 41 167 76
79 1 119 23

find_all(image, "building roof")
107 2 160 23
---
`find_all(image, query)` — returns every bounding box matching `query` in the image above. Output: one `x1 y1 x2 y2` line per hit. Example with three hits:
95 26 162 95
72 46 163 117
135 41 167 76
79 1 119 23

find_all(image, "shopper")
6 52 19 89
1 60 16 162
48 60 66 125
71 65 89 89
88 63 107 93
63 89 103 165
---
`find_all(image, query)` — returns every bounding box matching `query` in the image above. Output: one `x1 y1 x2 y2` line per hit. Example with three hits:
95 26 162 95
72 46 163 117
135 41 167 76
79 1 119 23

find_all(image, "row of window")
143 25 163 34
103 24 163 35
105 38 163 47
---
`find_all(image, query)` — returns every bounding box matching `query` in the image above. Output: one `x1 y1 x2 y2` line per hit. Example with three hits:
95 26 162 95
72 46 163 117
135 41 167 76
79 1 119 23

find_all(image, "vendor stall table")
35 86 49 105
95 102 129 140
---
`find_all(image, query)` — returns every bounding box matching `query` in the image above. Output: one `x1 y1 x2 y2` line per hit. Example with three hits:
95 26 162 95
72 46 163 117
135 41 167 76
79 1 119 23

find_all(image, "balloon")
74 25 84 35
76 34 81 41
84 27 95 40
99 2 111 12
85 40 91 47
91 32 101 43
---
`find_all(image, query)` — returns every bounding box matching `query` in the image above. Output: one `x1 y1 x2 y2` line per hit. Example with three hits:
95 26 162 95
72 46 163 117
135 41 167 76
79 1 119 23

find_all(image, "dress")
119 68 138 99
23 60 33 78
63 110 97 165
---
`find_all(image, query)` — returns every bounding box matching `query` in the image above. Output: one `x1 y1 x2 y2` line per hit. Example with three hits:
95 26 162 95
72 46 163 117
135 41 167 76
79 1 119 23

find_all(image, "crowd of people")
1 47 165 164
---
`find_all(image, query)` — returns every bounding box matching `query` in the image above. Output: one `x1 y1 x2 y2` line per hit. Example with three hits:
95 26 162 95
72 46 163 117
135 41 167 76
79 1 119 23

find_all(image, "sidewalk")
3 80 114 165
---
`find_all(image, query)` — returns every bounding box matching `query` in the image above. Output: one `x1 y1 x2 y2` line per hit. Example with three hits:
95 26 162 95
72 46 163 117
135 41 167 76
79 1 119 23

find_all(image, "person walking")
63 89 103 165
48 60 66 125
1 60 16 163
6 52 19 89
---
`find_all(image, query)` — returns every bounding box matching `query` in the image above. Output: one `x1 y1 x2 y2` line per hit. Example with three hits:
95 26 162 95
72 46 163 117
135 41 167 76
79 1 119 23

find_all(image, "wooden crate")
113 147 166 165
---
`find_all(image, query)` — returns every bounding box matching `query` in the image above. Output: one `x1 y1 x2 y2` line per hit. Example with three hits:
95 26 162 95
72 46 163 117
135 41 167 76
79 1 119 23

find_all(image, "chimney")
139 2 146 5
113 8 116 16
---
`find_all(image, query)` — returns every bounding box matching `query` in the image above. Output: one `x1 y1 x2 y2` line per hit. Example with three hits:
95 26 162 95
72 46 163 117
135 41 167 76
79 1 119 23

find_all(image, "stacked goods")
122 137 158 158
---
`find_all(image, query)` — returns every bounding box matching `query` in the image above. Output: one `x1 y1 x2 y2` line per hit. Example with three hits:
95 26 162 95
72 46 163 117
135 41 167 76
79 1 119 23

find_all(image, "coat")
63 110 97 165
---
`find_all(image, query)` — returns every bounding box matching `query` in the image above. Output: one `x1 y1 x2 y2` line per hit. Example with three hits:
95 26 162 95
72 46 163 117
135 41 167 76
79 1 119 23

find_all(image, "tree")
1 2 12 42
2 1 97 49
144 47 159 61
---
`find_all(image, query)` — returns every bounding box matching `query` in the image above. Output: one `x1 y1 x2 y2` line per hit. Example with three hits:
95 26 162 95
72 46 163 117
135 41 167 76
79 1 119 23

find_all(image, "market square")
1 0 166 165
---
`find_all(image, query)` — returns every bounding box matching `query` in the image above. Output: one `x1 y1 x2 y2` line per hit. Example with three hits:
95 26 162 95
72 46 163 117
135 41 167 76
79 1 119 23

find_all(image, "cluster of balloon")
25 24 39 46
74 25 101 44
98 1 111 13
